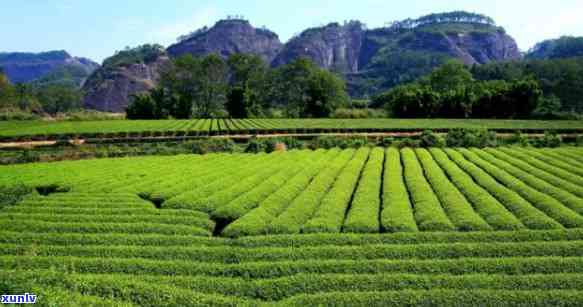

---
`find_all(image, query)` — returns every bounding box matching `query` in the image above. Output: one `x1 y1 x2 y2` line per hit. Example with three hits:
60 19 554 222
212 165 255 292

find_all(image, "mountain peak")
168 19 282 63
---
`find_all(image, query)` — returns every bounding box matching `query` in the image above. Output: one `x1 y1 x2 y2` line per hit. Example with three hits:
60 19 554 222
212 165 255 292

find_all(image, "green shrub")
461 149 583 228
533 131 562 148
222 150 340 237
507 131 531 147
444 149 562 230
189 138 237 154
419 130 445 148
415 148 492 231
267 150 354 234
0 183 32 209
282 289 583 307
446 129 497 148
401 148 455 231
213 151 322 222
577 135 583 147
393 138 420 148
5 255 583 279
311 136 369 150
380 148 418 232
429 148 525 230
343 148 384 233
380 137 394 147
0 109 40 121
484 148 583 214
300 148 370 233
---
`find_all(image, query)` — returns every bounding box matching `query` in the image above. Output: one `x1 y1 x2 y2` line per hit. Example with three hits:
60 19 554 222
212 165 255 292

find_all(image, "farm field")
1 147 583 305
1 118 583 140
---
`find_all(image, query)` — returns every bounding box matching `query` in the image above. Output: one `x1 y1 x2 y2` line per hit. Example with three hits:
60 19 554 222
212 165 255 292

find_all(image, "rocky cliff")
272 21 365 73
83 46 169 112
0 50 98 85
83 13 524 111
276 21 521 96
167 19 283 63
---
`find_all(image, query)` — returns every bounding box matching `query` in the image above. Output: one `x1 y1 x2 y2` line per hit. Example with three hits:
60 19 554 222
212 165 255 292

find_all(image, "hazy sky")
2 0 583 63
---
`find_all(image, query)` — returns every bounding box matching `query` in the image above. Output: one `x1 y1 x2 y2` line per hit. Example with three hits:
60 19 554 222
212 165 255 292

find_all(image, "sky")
1 0 583 63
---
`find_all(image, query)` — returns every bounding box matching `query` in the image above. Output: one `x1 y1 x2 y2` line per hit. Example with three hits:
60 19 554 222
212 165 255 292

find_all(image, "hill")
527 36 583 59
0 50 98 86
83 11 521 112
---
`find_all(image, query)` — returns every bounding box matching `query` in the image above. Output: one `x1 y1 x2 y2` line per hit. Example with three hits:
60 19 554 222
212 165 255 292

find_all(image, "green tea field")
1 119 582 141
1 147 583 305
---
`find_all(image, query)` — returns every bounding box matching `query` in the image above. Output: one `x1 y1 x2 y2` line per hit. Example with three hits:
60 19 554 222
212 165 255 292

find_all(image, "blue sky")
2 0 583 63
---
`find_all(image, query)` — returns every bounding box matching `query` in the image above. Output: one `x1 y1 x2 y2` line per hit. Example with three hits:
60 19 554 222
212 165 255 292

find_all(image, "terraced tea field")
1 118 582 141
1 147 583 306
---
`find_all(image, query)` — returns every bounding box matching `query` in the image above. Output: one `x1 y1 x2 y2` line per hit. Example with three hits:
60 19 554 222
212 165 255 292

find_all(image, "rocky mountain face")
83 51 169 113
272 21 365 74
279 22 521 96
83 14 524 111
0 50 98 85
167 19 283 63
526 36 583 59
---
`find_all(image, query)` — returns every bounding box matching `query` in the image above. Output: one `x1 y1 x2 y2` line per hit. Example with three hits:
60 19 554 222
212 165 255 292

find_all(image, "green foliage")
303 148 370 233
430 148 525 230
532 131 562 148
331 108 387 119
461 148 583 228
506 131 531 147
415 148 492 231
443 148 563 229
0 108 40 120
528 36 583 59
312 136 369 149
188 139 237 155
401 148 456 231
419 130 444 147
0 183 32 209
102 44 165 68
429 60 473 92
446 129 497 148
35 84 83 115
343 148 384 233
377 62 542 119
380 148 417 232
271 58 349 118
126 93 157 119
472 57 583 113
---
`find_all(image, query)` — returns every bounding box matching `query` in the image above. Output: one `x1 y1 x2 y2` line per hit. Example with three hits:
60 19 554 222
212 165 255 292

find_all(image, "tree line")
0 68 83 116
387 11 496 31
127 54 349 119
374 60 547 119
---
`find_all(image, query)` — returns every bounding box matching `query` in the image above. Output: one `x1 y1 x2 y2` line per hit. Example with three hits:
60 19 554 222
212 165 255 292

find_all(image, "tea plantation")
1 147 583 306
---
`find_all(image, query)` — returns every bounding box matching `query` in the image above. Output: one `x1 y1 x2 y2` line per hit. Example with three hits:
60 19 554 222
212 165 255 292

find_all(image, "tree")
126 93 156 119
269 58 349 117
35 84 82 114
305 69 349 117
534 95 562 118
0 70 16 109
429 60 473 93
226 86 247 118
196 54 228 117
226 54 269 117
270 58 315 116
507 78 542 118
